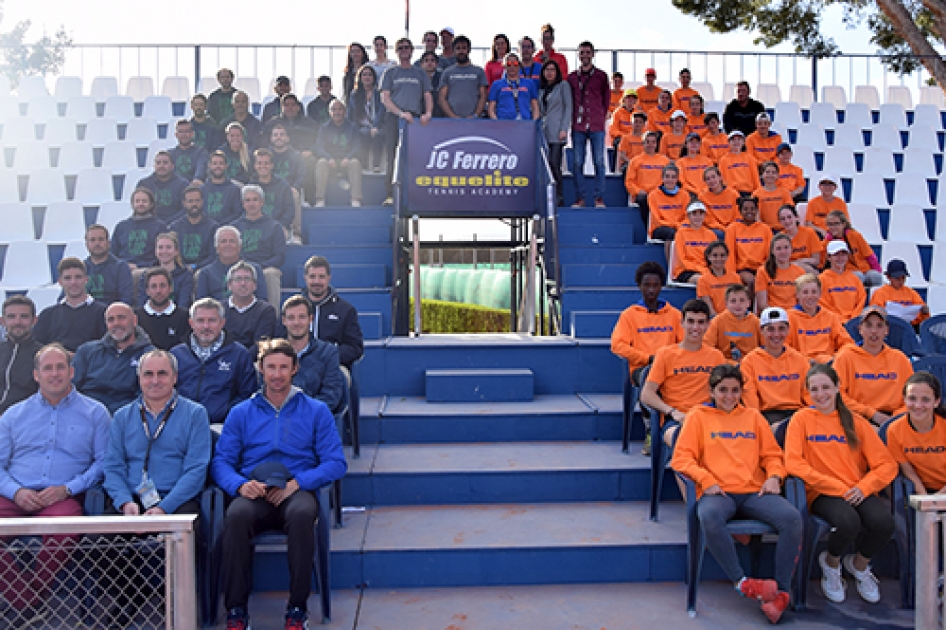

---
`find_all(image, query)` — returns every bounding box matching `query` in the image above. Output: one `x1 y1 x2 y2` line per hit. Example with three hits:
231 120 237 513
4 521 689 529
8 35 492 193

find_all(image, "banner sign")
405 119 537 218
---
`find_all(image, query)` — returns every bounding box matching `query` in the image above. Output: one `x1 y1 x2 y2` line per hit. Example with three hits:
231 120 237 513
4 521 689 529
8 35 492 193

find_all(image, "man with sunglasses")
380 38 434 205
487 52 539 121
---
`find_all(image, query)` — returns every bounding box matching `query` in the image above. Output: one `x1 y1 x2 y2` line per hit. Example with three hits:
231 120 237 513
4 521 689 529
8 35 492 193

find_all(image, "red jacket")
567 66 610 133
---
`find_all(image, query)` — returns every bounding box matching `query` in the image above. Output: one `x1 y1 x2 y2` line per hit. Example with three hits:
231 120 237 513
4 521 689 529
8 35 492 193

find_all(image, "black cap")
885 259 909 278
251 461 291 488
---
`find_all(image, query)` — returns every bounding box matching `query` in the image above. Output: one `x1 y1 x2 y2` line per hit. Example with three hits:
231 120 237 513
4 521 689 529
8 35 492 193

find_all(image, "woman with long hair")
342 42 369 101
137 232 194 310
777 205 821 274
538 59 571 208
485 34 511 85
347 64 384 172
885 372 946 495
218 122 251 184
755 233 804 311
823 210 883 287
785 363 897 604
672 364 801 623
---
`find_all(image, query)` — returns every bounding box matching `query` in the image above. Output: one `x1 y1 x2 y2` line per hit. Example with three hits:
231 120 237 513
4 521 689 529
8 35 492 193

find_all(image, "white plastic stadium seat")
773 102 802 130
43 117 79 147
161 76 191 102
198 76 218 94
73 168 117 204
920 87 945 108
936 201 946 244
65 96 97 124
842 103 872 129
887 205 932 243
41 202 87 242
893 173 932 206
885 86 912 109
808 102 837 130
913 105 943 131
926 286 946 313
26 286 61 311
103 96 135 124
850 176 889 207
0 170 20 202
847 203 884 244
0 99 18 120
853 85 880 110
906 125 941 152
302 78 319 97
125 76 154 101
144 139 174 166
17 76 49 101
24 168 68 205
870 123 903 150
95 201 129 232
861 147 896 176
831 124 865 149
125 117 158 147
902 147 938 178
236 78 261 104
101 141 139 174
704 101 725 116
53 76 83 103
879 103 909 131
756 84 782 105
90 76 119 103
83 117 120 148
121 168 152 200
62 241 87 260
881 241 928 286
56 142 95 177
1 241 52 288
821 86 847 109
821 146 856 178
721 83 737 102
795 125 827 151
791 145 816 175
13 141 51 175
2 117 38 143
27 95 59 121
0 203 36 241
789 85 814 109
691 82 715 101
142 96 173 125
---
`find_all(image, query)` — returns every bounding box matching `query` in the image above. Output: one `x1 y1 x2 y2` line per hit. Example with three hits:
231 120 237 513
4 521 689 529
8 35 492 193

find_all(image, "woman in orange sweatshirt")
785 364 897 605
696 240 743 317
671 364 801 624
886 372 946 495
755 233 805 311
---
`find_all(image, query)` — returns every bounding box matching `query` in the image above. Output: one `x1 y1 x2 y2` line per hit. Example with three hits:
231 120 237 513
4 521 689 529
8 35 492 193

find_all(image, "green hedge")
409 299 510 333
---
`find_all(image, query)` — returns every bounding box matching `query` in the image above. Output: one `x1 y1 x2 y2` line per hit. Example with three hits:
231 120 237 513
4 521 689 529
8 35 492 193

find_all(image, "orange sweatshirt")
647 187 688 236
698 187 741 230
777 163 805 194
741 346 811 412
677 155 714 195
745 131 783 163
704 310 761 360
687 120 708 138
646 107 673 136
610 301 683 373
788 226 822 267
833 344 913 419
697 270 744 315
671 404 786 498
609 89 624 115
618 131 645 163
703 132 730 163
786 306 854 363
646 344 727 418
886 415 946 491
755 263 805 309
870 284 929 326
806 196 848 233
753 185 794 230
659 130 688 160
673 225 717 275
718 152 760 194
625 153 670 197
785 407 898 505
673 87 699 113
636 85 662 112
725 220 772 272
823 230 877 274
819 268 866 321
609 107 635 143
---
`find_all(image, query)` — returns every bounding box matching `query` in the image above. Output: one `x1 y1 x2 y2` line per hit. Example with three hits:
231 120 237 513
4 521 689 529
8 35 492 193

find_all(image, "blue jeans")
572 130 606 201
698 492 803 591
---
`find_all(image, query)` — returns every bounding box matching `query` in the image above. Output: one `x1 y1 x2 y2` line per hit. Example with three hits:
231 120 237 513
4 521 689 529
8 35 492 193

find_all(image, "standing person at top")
886 372 946 496
347 65 384 173
368 35 397 81
438 27 457 69
785 363 897 606
413 31 439 68
342 43 369 104
723 81 766 137
518 37 543 87
207 68 236 127
261 76 292 123
484 34 511 86
535 24 568 77
671 364 801 624
538 59 572 208
746 113 782 163
673 68 699 112
380 37 434 206
418 51 445 118
567 41 610 209
439 36 488 120
823 210 883 287
487 52 539 121
219 92 261 152
636 67 661 112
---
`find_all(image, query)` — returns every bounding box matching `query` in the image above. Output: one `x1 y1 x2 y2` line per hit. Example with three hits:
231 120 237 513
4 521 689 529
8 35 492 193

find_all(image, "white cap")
759 307 788 327
826 240 850 255
670 110 687 120
818 173 838 186
440 27 455 35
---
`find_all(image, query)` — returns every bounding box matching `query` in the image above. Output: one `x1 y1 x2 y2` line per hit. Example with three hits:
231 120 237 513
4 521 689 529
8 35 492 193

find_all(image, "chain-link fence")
0 515 196 630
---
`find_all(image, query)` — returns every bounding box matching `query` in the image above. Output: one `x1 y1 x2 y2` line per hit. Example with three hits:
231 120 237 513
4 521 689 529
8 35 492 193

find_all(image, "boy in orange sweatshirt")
659 110 689 159
672 202 716 284
819 240 866 322
625 131 670 225
869 259 930 328
717 131 760 194
806 174 848 238
702 113 730 163
741 307 810 425
745 112 782 163
704 284 761 362
609 88 639 150
775 143 806 202
787 273 854 364
615 111 647 172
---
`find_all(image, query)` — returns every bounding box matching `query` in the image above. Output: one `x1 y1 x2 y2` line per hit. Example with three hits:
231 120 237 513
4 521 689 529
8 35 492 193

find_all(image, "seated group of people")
612 262 943 622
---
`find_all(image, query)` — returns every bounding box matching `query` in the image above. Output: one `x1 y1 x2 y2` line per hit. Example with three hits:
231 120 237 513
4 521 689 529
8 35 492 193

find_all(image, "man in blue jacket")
281 295 343 413
213 338 346 630
73 302 154 415
171 297 257 426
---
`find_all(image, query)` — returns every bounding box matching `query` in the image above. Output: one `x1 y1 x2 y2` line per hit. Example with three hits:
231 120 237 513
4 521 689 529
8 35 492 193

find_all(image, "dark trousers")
383 112 402 196
222 490 318 611
811 494 895 559
548 142 564 205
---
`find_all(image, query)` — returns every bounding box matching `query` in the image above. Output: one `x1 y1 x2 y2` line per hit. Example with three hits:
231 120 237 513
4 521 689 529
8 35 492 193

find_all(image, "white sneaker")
819 551 847 603
842 555 881 603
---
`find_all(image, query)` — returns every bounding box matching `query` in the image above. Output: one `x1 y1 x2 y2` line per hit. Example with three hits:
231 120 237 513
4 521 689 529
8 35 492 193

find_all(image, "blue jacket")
212 387 347 497
103 394 211 513
200 178 243 225
233 215 287 269
195 258 268 303
112 215 167 268
85 254 134 306
73 327 154 415
170 334 258 424
168 144 209 182
293 337 344 414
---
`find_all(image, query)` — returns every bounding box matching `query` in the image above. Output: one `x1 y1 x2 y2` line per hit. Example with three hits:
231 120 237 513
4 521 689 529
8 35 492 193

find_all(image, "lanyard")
139 400 175 476
510 81 521 119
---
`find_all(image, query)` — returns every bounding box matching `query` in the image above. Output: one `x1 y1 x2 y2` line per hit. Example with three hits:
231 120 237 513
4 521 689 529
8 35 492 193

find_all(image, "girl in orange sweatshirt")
696 240 743 317
717 131 760 194
755 233 805 312
886 372 946 495
677 134 713 197
777 206 821 274
672 202 716 284
698 166 740 233
671 364 801 624
753 161 794 230
822 210 883 287
785 364 897 605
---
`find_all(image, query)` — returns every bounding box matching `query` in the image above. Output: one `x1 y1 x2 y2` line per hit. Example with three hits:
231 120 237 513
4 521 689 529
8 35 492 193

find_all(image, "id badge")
137 474 161 510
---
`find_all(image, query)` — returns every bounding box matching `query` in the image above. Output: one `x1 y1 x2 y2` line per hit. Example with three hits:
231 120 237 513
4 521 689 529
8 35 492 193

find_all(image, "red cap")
645 68 656 77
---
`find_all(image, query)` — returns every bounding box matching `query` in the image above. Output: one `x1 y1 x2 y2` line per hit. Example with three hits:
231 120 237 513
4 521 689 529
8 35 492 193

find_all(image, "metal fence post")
194 45 201 92
811 55 819 102
171 530 197 630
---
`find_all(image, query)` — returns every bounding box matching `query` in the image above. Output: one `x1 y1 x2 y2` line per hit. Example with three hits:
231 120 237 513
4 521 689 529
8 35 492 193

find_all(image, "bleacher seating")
789 85 814 108
103 96 135 124
57 141 95 176
42 202 88 242
161 76 191 101
90 76 119 102
17 76 49 101
843 102 872 129
870 123 903 150
1 203 35 241
125 76 155 101
887 205 932 243
821 85 847 109
53 76 83 103
886 86 912 109
854 85 880 110
65 95 97 123
142 96 173 125
43 117 79 146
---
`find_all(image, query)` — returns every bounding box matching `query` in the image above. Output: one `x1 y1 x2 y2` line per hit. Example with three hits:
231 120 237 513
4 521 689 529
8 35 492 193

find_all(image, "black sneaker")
285 606 308 629
227 607 251 630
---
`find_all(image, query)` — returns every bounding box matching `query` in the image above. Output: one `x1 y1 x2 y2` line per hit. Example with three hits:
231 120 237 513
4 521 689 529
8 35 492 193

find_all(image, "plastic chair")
821 146 856 178
912 105 943 131
27 95 59 121
57 141 95 176
2 117 38 143
101 141 139 175
842 102 872 129
120 168 151 201
0 203 36 241
83 117 120 148
920 315 946 355
42 202 88 242
0 99 18 120
821 86 847 109
789 85 814 109
919 87 946 108
144 139 175 168
756 84 782 106
235 78 262 105
621 363 648 454
887 205 932 244
65 95 97 124
125 76 154 102
879 103 909 131
13 141 52 175
0 241 51 288
90 77 119 103
26 285 61 311
74 168 117 204
877 418 917 609
893 173 932 206
773 102 802 130
16 76 49 101
869 124 904 152
850 175 890 206
649 405 679 522
846 203 884 244
902 147 938 178
831 124 865 150
906 125 941 152
795 126 827 152
103 96 135 124
861 147 896 176
0 169 20 202
24 168 67 205
690 81 715 101
881 242 929 286
853 86 880 110
844 312 924 357
125 117 158 147
808 102 837 130
161 77 191 102
885 86 913 109
43 117 79 146
142 96 173 125
53 76 83 103
197 76 218 94
95 201 129 233
791 144 816 175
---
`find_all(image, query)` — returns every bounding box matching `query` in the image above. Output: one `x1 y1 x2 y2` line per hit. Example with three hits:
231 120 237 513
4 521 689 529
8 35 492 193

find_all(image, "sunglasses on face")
505 60 520 67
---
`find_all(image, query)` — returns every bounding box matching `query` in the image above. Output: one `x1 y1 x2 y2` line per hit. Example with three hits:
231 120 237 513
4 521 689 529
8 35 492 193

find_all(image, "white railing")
911 494 946 629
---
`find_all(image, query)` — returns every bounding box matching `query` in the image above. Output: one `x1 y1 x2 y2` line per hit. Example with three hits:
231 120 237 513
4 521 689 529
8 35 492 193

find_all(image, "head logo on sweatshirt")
854 372 898 381
711 431 756 440
673 365 713 375
758 374 800 383
904 445 946 454
807 434 846 444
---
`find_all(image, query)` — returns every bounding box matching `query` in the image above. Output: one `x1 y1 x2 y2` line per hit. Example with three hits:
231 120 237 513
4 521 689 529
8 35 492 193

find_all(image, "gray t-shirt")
381 65 433 116
440 64 487 118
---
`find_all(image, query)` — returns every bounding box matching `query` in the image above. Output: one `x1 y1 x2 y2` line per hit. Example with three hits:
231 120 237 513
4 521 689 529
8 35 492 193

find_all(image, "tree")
0 1 71 88
672 0 946 90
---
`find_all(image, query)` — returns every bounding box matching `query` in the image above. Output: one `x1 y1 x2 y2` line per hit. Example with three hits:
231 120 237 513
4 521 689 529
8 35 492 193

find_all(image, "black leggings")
810 494 895 559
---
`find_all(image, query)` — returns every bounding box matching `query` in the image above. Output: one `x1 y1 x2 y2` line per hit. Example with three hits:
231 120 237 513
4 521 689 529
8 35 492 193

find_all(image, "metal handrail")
909 494 946 629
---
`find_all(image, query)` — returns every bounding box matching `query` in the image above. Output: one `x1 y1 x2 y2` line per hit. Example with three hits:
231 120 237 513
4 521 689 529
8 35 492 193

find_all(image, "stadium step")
425 368 534 403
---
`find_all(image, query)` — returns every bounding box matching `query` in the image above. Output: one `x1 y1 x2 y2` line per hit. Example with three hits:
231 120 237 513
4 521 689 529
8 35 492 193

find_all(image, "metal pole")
811 55 818 103
170 530 198 630
509 221 518 332
914 508 940 629
519 215 540 334
194 45 201 93
412 215 421 336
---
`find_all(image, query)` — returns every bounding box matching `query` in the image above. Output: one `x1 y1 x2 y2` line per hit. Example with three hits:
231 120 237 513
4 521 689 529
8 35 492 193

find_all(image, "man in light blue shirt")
0 343 109 624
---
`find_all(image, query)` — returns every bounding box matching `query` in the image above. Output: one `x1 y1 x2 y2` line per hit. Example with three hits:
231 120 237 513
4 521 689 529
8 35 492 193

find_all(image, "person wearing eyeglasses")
487 53 539 121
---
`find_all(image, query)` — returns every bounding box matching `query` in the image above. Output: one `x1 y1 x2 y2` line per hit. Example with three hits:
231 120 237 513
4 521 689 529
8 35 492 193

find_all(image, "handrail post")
170 529 197 630
811 54 819 102
194 45 201 93
911 495 946 628
412 214 421 336
518 214 540 335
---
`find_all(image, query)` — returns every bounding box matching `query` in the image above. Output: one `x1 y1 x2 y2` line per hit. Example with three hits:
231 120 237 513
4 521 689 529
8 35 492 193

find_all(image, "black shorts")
651 226 676 241
675 270 699 283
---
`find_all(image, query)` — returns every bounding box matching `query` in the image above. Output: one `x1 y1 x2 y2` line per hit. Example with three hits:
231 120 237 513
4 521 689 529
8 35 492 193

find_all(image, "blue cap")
251 461 291 489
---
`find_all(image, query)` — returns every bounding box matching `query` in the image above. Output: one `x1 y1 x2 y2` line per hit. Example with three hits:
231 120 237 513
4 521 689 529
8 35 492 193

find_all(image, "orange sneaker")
761 591 790 624
739 577 778 602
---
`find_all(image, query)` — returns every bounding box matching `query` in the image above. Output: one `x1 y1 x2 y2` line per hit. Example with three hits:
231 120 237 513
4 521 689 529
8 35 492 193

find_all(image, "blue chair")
919 314 946 355
913 355 946 385
844 314 925 358
878 417 916 609
330 374 351 529
678 473 792 616
649 404 679 522
621 361 647 454
206 484 332 625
